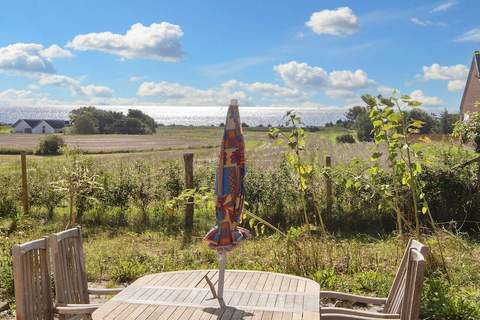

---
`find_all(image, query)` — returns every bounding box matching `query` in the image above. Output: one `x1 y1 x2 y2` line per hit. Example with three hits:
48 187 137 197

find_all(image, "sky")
0 0 479 112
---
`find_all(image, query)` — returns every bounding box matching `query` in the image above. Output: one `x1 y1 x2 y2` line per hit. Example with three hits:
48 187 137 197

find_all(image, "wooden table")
92 270 320 319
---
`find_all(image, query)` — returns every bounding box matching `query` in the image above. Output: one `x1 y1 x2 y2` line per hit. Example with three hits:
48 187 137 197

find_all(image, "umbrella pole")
217 250 227 302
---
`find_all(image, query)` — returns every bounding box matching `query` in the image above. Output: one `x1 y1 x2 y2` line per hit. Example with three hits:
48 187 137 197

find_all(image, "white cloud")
410 17 446 27
80 85 114 97
455 28 480 43
430 0 457 13
38 74 113 97
0 43 71 74
0 89 34 100
274 61 375 100
328 69 375 90
41 44 73 59
410 90 444 106
137 81 246 105
67 22 184 61
447 79 466 92
274 61 328 88
325 89 356 99
306 7 359 36
223 80 304 99
421 63 468 81
420 63 468 92
377 86 396 96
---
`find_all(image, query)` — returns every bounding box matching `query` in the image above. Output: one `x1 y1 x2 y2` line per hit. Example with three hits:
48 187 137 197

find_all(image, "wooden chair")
48 227 123 309
12 238 99 320
321 239 429 320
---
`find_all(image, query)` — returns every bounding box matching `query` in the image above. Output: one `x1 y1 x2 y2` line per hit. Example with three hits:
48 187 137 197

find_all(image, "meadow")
0 125 479 319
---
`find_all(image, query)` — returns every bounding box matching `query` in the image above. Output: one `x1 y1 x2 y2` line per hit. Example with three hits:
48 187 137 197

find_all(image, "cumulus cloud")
0 89 34 100
274 61 375 99
420 63 469 91
306 7 359 36
67 22 184 61
41 44 73 59
137 81 246 105
0 43 71 74
328 70 375 90
80 85 114 97
38 74 113 97
455 28 480 43
447 79 466 92
377 86 396 96
274 61 328 88
410 90 444 106
325 89 356 99
430 0 457 13
223 80 304 99
421 63 469 81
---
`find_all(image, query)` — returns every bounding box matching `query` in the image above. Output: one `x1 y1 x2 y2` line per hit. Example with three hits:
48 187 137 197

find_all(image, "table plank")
92 270 320 320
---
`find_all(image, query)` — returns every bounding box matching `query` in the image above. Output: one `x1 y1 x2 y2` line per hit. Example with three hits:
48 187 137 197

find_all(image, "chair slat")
50 227 90 308
12 238 55 320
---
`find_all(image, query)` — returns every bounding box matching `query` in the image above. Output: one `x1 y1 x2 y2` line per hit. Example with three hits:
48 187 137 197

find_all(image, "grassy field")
0 126 355 164
1 126 478 319
0 125 11 134
1 220 479 319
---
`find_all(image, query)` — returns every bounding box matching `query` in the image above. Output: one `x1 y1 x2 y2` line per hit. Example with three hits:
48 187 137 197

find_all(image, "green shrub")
110 256 149 283
0 173 18 219
313 268 338 289
422 276 480 320
336 134 356 144
35 135 64 155
0 239 14 300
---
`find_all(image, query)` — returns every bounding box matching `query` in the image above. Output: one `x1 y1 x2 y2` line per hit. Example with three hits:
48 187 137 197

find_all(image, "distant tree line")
326 106 459 141
70 106 156 134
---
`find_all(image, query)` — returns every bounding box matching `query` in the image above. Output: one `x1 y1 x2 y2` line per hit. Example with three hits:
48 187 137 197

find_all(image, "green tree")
72 114 97 134
407 109 437 134
109 117 148 134
438 109 459 134
355 111 374 142
127 109 156 133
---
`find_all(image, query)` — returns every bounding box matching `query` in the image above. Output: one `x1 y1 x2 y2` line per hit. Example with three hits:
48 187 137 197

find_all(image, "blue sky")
0 0 479 111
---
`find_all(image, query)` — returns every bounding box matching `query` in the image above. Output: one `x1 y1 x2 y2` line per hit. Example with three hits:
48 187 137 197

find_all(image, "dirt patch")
0 134 213 152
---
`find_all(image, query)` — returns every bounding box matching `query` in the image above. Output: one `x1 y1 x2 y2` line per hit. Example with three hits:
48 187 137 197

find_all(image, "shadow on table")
203 307 254 319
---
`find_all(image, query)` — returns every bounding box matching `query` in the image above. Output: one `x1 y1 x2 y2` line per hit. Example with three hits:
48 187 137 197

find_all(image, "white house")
13 119 67 134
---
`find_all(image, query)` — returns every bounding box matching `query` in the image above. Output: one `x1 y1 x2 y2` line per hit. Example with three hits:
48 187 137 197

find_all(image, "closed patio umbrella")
203 99 250 302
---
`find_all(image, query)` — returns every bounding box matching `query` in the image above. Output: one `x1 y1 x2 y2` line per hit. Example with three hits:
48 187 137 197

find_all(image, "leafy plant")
52 148 101 227
453 102 480 152
362 93 429 237
336 134 356 144
269 111 325 233
35 135 65 155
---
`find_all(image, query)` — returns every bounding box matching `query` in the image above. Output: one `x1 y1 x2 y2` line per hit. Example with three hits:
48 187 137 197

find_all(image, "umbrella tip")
230 99 239 107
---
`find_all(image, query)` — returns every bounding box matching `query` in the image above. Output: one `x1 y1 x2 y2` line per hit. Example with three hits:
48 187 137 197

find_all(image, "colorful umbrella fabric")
204 100 250 250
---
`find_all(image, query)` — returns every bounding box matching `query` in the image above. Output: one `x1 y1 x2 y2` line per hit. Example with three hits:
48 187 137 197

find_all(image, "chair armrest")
321 291 387 305
322 307 400 319
55 303 102 315
322 313 400 320
88 287 124 295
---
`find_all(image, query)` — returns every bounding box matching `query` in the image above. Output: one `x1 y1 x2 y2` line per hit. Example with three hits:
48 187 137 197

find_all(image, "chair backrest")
12 238 54 320
48 227 89 305
384 239 428 320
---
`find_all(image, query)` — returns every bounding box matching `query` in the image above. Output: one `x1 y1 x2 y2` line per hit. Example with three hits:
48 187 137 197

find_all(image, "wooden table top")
92 270 320 320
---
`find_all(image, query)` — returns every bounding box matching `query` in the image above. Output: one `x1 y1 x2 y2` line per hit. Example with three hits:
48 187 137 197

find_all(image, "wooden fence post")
324 155 332 219
20 152 29 215
183 153 194 239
